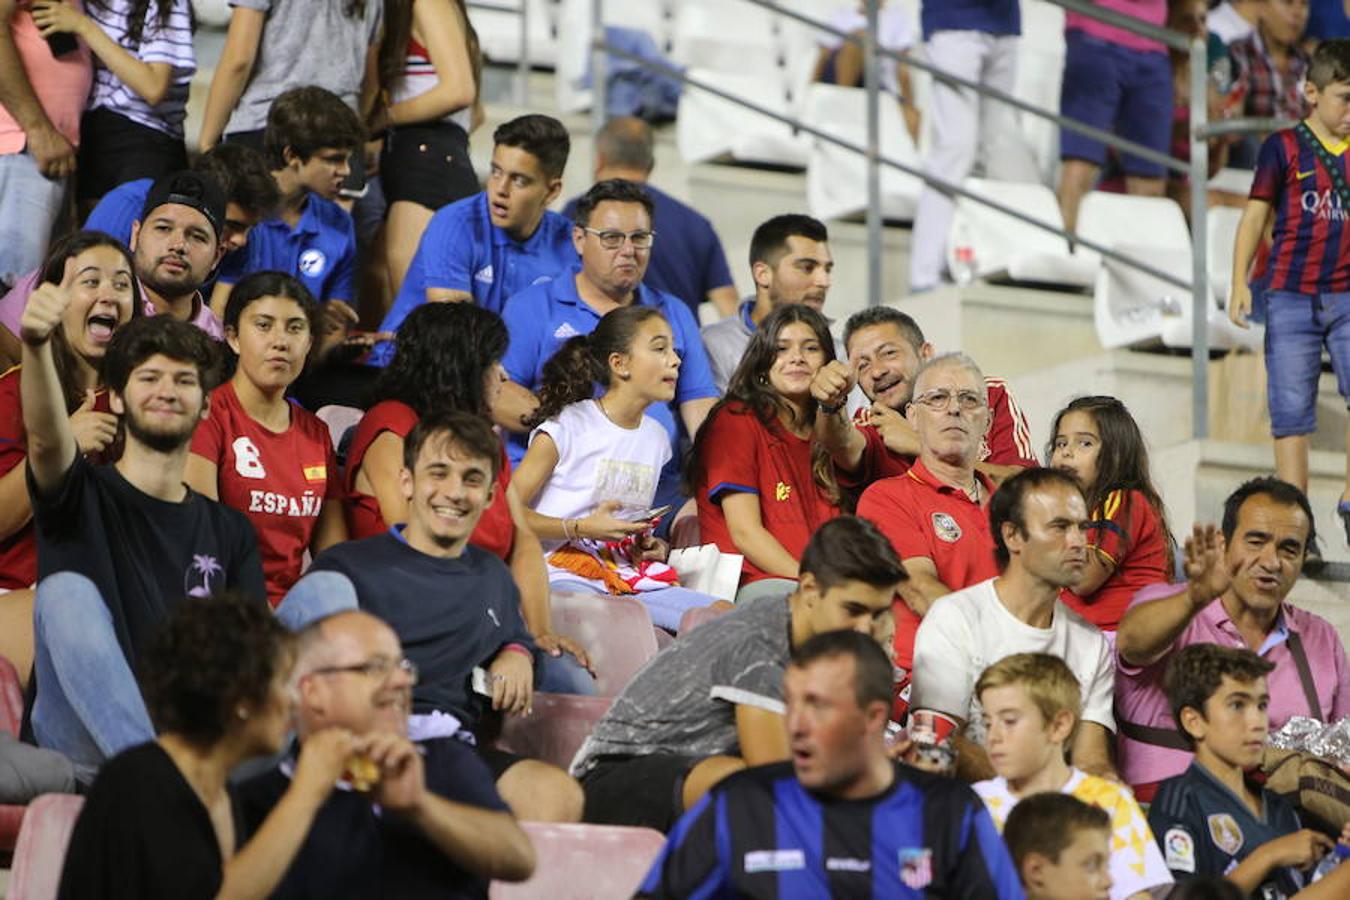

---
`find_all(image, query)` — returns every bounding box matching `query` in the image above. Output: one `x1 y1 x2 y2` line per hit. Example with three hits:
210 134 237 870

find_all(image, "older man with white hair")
857 352 999 679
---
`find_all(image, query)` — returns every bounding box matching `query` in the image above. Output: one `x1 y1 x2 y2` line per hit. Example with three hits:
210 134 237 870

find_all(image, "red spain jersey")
695 402 841 585
838 378 1036 493
0 365 116 589
1060 488 1169 631
856 461 998 670
1249 127 1350 295
191 382 341 606
343 400 515 560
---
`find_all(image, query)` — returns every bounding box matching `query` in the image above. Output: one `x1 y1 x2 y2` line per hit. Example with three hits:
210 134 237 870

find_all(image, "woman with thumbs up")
0 230 138 678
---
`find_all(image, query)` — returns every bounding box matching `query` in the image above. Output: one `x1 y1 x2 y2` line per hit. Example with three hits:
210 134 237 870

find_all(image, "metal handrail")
588 0 1213 437
466 0 531 105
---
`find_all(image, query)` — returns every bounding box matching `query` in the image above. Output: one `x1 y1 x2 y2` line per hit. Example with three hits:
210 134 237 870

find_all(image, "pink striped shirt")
1066 0 1168 54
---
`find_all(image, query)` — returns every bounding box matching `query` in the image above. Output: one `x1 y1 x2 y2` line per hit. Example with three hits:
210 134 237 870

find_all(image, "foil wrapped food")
1267 716 1350 766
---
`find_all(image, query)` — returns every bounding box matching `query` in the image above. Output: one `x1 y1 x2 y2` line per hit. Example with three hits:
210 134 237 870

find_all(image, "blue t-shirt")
1148 762 1304 898
562 184 734 318
83 177 152 246
641 761 1024 898
499 269 718 490
217 194 356 303
920 0 1020 39
373 192 578 366
1309 0 1350 39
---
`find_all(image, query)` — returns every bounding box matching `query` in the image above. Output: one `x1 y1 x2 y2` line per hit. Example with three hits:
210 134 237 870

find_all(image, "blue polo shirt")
500 269 718 510
562 184 734 318
372 193 578 366
216 195 356 304
84 177 151 246
921 0 1019 38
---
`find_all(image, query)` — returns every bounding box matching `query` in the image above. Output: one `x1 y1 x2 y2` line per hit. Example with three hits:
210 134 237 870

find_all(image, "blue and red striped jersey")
1250 128 1350 295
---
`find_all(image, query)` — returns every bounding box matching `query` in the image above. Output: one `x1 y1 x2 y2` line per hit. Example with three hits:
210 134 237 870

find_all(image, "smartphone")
471 666 492 697
624 504 672 522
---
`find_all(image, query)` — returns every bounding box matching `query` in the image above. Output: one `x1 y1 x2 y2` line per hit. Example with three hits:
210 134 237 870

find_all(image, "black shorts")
226 128 367 197
476 743 527 781
380 120 478 211
76 108 187 203
580 753 699 831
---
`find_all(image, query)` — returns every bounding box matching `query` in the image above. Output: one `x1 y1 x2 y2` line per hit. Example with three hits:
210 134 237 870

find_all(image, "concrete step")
1153 439 1350 566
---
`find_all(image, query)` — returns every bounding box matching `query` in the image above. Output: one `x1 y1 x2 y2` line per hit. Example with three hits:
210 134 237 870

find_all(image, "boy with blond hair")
1005 792 1114 900
973 653 1172 899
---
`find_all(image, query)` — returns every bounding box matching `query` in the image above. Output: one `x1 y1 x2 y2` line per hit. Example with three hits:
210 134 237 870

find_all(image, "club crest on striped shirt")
898 847 932 889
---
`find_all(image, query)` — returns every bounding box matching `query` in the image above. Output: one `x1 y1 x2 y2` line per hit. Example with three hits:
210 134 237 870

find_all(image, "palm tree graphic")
186 554 224 598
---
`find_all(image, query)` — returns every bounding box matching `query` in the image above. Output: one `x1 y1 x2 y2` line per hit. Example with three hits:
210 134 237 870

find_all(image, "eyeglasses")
581 227 656 250
310 657 419 684
912 389 986 412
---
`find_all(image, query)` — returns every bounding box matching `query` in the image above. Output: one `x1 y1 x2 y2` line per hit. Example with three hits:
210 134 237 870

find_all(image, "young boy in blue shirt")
1148 643 1350 898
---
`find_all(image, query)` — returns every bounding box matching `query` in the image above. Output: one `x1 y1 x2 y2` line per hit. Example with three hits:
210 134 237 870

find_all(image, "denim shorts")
1264 290 1350 436
1059 31 1173 177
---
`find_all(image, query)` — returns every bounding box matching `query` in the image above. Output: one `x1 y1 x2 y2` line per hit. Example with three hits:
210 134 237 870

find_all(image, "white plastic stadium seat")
1077 193 1259 352
669 0 780 76
1206 205 1244 305
675 67 810 168
803 83 923 221
946 178 1097 287
468 0 558 68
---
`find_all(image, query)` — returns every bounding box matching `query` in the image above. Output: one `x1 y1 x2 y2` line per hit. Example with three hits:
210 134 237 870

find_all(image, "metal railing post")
1189 35 1210 439
515 0 530 105
590 0 606 133
864 0 882 306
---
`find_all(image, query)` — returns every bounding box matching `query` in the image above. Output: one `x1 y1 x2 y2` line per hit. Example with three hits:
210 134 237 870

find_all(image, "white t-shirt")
529 398 671 555
975 769 1174 900
910 578 1116 744
817 5 917 96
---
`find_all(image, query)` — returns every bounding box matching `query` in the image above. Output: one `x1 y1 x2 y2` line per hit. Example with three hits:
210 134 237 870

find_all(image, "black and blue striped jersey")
638 760 1025 899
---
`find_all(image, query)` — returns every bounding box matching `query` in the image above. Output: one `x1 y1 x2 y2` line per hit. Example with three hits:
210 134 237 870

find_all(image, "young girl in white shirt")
512 305 722 630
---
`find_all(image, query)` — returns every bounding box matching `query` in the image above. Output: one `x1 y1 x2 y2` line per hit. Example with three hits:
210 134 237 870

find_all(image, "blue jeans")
32 573 156 781
279 570 596 696
0 151 66 291
1264 290 1350 436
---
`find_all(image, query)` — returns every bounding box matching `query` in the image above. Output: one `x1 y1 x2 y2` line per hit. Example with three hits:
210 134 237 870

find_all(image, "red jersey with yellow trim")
856 460 998 670
190 382 341 606
695 402 841 585
839 378 1036 492
0 365 116 589
1060 487 1169 631
342 400 516 561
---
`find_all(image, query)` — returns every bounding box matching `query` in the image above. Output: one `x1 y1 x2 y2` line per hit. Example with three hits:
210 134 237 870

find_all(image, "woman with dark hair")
58 592 355 899
344 302 593 689
185 272 346 608
1049 395 1174 632
32 0 195 211
0 232 138 676
513 306 723 630
373 0 481 296
692 304 842 603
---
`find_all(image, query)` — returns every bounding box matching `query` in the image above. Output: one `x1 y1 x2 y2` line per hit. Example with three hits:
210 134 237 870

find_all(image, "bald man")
235 610 535 898
562 117 738 318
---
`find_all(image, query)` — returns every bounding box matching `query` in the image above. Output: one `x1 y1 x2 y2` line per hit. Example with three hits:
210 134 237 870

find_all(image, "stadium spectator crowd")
0 0 1348 898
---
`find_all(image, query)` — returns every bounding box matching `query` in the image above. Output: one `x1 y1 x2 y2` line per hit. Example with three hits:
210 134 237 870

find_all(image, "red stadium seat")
548 593 658 695
7 793 83 900
494 693 612 770
489 821 667 900
1 655 28 852
677 603 730 635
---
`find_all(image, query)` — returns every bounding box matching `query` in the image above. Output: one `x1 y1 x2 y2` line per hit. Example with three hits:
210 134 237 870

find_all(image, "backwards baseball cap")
139 170 227 241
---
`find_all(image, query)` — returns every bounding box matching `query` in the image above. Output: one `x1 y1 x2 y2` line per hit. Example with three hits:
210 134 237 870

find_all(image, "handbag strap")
1295 121 1350 209
1286 631 1325 721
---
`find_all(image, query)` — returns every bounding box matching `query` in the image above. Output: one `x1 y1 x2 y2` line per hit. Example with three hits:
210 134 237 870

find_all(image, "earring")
236 706 249 721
